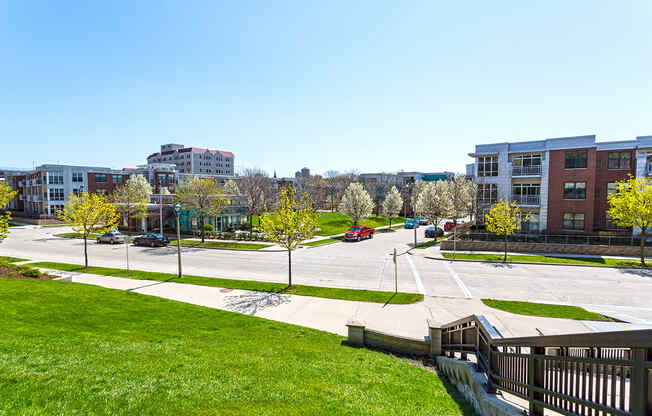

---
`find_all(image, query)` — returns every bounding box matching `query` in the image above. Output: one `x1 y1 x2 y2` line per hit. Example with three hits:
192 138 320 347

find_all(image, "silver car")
96 231 126 244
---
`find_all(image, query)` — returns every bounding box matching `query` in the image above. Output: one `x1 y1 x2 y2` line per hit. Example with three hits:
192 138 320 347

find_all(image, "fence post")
630 347 651 416
529 346 545 416
428 320 442 358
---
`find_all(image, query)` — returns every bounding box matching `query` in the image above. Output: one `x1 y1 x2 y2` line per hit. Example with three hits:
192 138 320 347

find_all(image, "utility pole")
393 248 397 293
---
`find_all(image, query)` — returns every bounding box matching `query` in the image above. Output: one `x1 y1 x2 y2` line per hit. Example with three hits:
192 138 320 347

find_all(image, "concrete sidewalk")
414 245 652 261
45 269 631 339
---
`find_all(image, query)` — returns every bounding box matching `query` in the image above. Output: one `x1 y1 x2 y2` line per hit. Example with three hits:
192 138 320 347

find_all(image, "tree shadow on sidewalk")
224 292 292 315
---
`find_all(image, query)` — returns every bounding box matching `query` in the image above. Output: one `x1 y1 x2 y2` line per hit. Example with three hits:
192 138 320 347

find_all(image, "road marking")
405 254 426 295
443 261 473 299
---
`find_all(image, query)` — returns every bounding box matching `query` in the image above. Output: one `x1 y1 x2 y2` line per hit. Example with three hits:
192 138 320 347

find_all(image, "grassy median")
414 236 448 249
0 279 473 415
55 232 101 239
0 256 28 263
302 237 345 247
481 299 614 321
171 240 272 250
28 262 424 305
442 253 647 267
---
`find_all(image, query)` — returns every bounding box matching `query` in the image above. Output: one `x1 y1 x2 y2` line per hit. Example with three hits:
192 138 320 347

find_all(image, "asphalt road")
2 225 652 323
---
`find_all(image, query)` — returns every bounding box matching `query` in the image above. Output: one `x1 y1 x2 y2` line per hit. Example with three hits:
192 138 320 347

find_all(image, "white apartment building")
147 143 234 175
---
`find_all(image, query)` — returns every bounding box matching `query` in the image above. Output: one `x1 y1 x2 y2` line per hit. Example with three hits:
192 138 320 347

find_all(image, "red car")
344 226 375 241
444 221 456 232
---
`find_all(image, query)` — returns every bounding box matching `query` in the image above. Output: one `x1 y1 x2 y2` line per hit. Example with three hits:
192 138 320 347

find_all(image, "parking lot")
2 225 652 323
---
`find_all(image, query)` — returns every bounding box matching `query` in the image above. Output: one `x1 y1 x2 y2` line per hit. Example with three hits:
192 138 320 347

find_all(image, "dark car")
424 226 444 238
133 233 169 247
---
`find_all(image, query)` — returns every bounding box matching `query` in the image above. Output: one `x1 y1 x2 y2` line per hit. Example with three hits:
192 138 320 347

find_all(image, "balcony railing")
511 194 540 205
512 165 542 176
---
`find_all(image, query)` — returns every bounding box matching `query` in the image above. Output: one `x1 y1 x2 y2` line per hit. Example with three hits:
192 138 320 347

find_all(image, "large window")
608 152 631 169
512 183 540 205
510 154 541 175
72 172 84 182
112 175 123 184
565 150 588 169
564 182 586 200
605 214 626 231
95 174 107 183
607 182 618 196
47 172 64 185
477 184 497 204
49 188 65 201
477 156 498 177
563 213 585 230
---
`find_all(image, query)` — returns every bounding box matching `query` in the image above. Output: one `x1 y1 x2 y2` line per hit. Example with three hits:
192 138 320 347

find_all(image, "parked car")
424 226 444 238
444 221 456 232
133 233 170 247
417 217 429 225
344 226 375 241
96 231 126 244
404 220 419 229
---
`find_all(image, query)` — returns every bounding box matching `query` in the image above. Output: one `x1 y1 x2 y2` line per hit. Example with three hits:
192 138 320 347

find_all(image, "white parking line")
443 261 473 299
405 254 426 295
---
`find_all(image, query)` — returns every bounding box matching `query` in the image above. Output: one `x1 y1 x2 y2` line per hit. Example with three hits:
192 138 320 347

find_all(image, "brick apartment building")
147 143 234 175
469 135 652 234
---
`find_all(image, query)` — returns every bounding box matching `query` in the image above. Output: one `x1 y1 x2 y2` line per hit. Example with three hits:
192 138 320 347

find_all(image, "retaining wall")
439 239 652 257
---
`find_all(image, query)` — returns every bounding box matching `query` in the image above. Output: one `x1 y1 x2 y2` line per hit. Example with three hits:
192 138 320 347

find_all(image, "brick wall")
87 172 130 195
439 239 652 257
593 149 634 230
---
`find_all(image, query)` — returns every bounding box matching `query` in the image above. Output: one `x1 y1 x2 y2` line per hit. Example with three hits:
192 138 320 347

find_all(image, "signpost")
393 248 397 293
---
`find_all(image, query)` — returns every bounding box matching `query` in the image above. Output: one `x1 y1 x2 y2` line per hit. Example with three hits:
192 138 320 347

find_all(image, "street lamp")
174 203 182 279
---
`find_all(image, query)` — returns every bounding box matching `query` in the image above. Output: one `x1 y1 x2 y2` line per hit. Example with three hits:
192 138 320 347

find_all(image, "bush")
22 268 41 278
203 224 214 232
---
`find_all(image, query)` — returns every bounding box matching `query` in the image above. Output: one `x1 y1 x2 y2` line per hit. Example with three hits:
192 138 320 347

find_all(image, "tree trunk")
287 249 292 287
504 234 508 262
83 234 88 269
640 227 646 266
389 218 392 230
200 215 205 243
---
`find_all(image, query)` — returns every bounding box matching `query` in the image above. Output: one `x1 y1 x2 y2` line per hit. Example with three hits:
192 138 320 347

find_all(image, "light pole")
413 185 417 249
174 203 182 279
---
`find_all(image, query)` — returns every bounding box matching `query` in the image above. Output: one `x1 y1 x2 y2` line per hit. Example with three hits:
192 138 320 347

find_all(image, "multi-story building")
147 143 234 175
469 135 652 234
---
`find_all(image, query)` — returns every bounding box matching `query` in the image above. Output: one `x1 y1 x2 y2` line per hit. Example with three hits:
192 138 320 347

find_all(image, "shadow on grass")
619 267 652 278
383 293 397 307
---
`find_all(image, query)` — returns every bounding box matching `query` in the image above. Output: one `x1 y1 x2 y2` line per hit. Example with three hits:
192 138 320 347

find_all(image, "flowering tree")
112 174 152 232
485 199 528 262
416 181 451 231
175 177 227 242
339 182 373 226
224 179 240 195
0 183 17 243
382 186 403 230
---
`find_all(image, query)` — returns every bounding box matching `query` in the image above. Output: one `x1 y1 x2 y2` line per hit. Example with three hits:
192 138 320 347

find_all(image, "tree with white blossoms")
224 179 240 195
112 174 152 233
382 186 403 230
446 175 475 255
416 181 451 232
339 182 373 226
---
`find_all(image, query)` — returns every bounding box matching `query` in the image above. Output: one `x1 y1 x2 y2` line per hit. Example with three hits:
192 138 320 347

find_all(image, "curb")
425 256 649 270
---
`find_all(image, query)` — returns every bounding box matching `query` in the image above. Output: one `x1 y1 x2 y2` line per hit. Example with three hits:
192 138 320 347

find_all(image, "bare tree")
239 168 274 230
175 177 227 243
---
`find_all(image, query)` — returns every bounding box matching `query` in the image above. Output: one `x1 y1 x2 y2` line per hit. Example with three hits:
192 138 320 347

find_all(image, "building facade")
470 135 652 234
147 143 234 175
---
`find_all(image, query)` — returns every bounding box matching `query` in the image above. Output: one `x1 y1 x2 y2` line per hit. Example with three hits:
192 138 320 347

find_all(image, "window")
72 172 84 182
112 175 123 184
564 182 586 200
511 154 542 175
49 188 65 201
168 174 175 184
47 172 64 184
477 184 497 204
608 152 631 169
521 213 539 233
607 182 618 195
563 213 585 230
512 183 540 204
95 174 107 183
565 150 588 169
477 156 498 177
605 214 626 231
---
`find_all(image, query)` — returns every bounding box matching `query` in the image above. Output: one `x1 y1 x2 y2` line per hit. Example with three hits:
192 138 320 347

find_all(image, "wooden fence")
441 315 652 416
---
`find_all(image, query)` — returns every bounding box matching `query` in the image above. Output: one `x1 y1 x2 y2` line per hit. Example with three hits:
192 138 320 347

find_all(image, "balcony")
511 165 541 177
511 194 540 206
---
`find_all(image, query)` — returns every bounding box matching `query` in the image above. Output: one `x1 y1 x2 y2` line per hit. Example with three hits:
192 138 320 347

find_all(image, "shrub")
204 224 214 232
22 268 41 278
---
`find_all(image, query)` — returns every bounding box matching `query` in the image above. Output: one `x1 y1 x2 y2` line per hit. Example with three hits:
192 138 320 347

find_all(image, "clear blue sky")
1 1 651 176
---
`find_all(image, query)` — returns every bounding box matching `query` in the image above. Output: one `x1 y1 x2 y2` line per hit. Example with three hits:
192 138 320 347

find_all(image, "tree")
224 179 240 195
339 182 373 226
485 199 528 262
446 175 475 256
239 168 273 229
175 177 227 243
0 182 17 243
416 181 451 232
259 186 319 287
112 174 152 232
607 176 652 266
382 186 403 230
57 192 120 268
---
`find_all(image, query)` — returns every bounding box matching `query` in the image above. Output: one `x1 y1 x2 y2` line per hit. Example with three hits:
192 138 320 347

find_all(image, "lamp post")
413 184 417 249
174 203 182 279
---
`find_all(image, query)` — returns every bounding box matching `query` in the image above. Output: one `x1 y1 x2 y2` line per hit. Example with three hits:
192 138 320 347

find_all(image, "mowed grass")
414 236 448 249
28 262 424 305
55 232 101 239
441 253 648 268
0 279 475 415
302 237 345 247
254 212 405 236
0 256 28 263
481 299 614 322
171 240 272 250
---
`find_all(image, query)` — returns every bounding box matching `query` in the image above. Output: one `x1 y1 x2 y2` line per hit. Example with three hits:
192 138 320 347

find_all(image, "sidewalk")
44 268 625 339
416 245 652 261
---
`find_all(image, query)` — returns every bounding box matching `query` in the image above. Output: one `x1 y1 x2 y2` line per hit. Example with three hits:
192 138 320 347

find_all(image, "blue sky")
1 1 651 176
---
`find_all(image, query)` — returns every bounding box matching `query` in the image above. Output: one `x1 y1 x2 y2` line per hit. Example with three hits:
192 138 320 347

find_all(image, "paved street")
3 225 652 324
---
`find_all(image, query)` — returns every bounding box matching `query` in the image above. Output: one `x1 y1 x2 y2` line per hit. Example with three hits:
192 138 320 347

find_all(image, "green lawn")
442 253 648 268
28 262 424 305
302 237 345 247
55 232 101 239
414 236 448 249
482 299 614 322
41 223 72 228
254 212 405 236
0 279 474 415
0 256 28 263
171 240 272 250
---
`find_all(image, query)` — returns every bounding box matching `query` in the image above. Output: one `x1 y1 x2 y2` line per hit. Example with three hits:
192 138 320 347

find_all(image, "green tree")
175 177 227 243
607 176 652 266
112 174 152 232
58 192 120 268
0 182 18 243
259 186 319 287
485 199 528 262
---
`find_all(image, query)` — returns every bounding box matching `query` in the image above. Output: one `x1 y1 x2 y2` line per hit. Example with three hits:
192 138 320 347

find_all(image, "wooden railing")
441 315 652 416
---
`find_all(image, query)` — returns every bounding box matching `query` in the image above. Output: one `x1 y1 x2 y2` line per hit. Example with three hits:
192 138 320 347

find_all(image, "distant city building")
147 143 234 175
295 167 310 179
